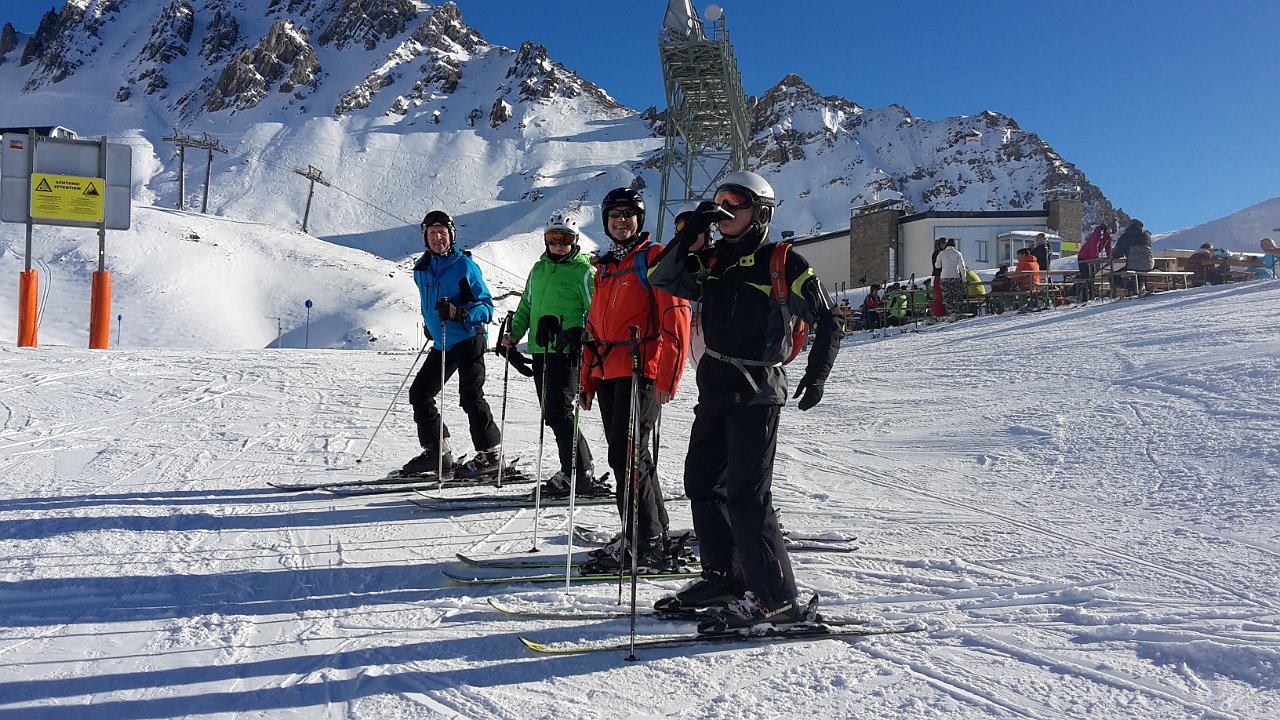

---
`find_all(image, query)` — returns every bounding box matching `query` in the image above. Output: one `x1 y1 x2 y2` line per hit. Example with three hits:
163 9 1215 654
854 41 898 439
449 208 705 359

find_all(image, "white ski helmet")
544 212 581 257
715 170 777 230
545 212 580 237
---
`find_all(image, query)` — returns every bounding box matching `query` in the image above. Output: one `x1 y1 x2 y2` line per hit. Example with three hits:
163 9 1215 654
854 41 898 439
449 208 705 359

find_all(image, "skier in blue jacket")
403 210 501 477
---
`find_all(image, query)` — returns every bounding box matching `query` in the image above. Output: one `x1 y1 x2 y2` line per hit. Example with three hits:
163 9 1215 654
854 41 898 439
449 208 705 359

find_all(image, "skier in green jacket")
502 213 603 496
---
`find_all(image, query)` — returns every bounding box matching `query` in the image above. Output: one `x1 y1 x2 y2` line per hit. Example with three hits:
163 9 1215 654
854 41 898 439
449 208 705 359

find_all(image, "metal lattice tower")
655 2 750 242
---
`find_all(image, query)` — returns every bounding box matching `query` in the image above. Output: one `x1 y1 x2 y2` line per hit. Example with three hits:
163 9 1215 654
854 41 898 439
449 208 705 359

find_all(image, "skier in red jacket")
578 188 691 573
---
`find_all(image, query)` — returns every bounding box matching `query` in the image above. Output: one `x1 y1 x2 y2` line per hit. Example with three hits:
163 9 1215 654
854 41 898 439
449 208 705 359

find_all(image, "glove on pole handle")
356 338 429 465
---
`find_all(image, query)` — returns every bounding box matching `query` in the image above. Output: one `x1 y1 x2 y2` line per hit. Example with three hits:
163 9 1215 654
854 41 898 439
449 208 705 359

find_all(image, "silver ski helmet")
601 187 645 234
715 170 776 231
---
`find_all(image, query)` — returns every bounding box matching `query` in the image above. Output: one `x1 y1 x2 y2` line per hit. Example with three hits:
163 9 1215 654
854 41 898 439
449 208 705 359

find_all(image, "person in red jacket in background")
1076 224 1113 301
1015 247 1041 290
577 187 691 573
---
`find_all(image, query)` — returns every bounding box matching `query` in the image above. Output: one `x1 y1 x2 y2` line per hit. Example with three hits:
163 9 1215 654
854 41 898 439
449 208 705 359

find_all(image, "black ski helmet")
601 187 645 234
421 210 456 252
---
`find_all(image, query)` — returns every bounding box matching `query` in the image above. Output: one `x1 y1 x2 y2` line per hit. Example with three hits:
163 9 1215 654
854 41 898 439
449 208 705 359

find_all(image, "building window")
977 240 989 263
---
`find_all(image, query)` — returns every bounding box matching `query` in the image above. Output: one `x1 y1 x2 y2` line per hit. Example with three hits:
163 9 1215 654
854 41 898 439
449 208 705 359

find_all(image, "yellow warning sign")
29 173 105 222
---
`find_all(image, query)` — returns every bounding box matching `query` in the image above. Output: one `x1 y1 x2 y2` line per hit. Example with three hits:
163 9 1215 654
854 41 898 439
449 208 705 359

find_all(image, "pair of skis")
486 595 923 654
443 563 699 586
267 460 530 495
573 525 859 554
409 472 619 511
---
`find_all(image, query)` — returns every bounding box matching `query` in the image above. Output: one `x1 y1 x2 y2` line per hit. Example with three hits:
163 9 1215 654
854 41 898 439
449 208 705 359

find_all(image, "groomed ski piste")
2 280 1278 719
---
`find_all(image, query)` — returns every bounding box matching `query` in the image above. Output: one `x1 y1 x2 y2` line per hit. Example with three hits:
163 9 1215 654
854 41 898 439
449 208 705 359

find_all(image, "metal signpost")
1 131 132 348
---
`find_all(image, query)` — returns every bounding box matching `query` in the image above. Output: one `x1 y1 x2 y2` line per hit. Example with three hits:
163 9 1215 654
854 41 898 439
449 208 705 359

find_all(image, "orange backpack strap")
770 241 792 305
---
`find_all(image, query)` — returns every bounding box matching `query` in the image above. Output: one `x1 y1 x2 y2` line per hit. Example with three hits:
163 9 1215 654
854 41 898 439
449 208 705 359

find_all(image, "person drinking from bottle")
501 212 603 497
577 188 691 574
649 171 843 633
401 210 502 479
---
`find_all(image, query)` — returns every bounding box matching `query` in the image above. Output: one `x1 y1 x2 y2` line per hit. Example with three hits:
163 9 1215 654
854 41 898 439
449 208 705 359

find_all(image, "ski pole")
495 313 514 490
356 337 430 466
530 315 562 553
625 325 644 661
616 324 641 606
563 340 585 591
436 308 448 490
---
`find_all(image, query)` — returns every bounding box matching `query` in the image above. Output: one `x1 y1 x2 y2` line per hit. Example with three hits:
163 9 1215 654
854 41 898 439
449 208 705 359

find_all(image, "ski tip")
518 635 557 653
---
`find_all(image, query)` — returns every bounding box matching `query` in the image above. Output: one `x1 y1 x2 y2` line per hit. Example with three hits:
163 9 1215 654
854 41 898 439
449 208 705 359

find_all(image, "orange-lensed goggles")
545 230 576 246
714 188 753 210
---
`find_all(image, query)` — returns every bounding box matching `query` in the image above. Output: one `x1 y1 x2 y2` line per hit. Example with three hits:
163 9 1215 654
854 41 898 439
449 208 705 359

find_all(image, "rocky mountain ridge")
0 1 1120 243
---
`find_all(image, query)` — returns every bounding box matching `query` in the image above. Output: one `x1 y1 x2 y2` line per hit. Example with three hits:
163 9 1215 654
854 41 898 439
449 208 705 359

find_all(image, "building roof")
899 209 1047 224
0 126 78 139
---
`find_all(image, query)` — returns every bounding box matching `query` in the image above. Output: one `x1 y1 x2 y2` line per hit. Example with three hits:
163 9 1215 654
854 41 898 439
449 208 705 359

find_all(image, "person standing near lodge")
1076 224 1113 300
501 213 600 497
1031 232 1051 272
577 188 691 573
930 237 947 317
648 171 843 632
401 211 502 478
937 238 968 317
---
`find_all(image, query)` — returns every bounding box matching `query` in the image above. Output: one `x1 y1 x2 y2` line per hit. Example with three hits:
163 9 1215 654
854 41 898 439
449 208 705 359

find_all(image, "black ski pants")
594 375 668 543
684 401 797 605
409 334 500 453
532 353 592 476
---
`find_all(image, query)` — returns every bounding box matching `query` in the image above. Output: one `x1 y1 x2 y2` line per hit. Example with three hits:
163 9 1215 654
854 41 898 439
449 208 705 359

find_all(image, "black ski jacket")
649 224 842 407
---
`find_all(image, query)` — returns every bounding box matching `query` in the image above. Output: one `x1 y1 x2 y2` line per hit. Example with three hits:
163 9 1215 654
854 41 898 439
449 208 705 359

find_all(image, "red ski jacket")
581 237 690 398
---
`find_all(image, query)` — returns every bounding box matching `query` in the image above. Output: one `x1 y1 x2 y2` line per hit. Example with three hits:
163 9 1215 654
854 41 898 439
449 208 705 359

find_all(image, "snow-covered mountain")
747 75 1118 236
1155 196 1280 253
0 1 1142 349
1 1 1120 246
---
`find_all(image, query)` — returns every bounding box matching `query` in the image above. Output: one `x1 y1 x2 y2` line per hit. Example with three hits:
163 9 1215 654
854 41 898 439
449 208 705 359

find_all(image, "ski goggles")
674 216 689 232
544 230 576 246
606 208 640 220
714 188 753 210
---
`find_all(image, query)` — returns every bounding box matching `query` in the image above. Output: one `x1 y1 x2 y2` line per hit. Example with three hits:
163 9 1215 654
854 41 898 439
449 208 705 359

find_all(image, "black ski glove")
536 315 562 348
556 326 584 355
683 200 735 238
435 298 464 322
793 373 824 411
496 344 535 377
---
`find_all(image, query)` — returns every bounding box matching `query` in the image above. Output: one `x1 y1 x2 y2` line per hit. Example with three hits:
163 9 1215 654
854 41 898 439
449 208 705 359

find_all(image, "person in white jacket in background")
937 238 968 318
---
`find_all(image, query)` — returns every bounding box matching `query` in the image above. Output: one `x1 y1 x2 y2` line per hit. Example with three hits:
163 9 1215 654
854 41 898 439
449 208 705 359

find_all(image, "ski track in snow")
0 282 1278 718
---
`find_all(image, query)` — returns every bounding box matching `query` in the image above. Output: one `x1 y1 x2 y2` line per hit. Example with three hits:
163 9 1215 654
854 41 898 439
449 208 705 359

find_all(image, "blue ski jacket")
413 246 494 351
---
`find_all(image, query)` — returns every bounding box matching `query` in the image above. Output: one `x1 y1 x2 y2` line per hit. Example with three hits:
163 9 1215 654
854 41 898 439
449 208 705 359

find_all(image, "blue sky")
6 1 1277 235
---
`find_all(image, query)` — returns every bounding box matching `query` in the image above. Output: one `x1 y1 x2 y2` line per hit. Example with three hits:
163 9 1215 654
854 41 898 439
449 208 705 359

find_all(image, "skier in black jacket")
648 171 842 632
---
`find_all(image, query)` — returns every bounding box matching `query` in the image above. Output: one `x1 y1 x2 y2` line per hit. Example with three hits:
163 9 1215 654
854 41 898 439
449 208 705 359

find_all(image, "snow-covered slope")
1155 195 1280 253
0 203 576 348
1 281 1277 718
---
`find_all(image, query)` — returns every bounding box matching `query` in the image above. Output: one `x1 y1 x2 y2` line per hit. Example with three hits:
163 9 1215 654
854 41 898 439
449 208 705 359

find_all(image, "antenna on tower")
655 0 750 242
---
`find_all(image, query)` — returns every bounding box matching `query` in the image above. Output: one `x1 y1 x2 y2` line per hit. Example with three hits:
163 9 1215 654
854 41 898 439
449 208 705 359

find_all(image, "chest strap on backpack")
702 348 781 394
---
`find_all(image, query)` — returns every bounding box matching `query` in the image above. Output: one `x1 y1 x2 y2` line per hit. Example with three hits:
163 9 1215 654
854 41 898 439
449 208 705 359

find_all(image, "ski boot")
399 439 453 477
